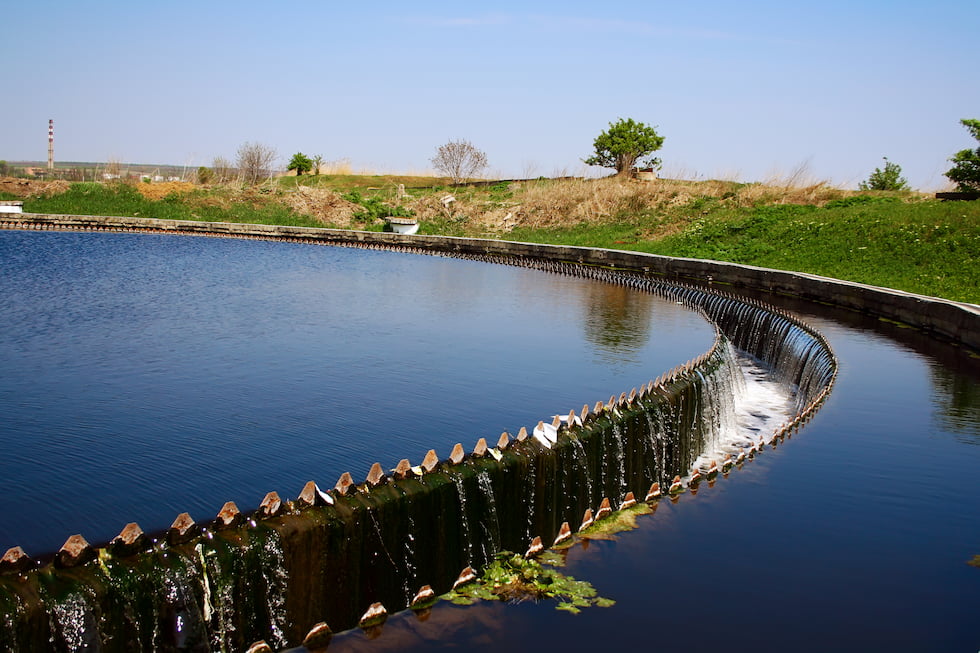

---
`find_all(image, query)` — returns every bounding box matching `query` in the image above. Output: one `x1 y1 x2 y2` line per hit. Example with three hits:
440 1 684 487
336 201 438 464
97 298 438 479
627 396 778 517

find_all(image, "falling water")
41 588 99 653
401 514 418 604
643 410 667 486
567 437 595 512
689 349 796 475
449 473 474 567
200 541 237 651
475 471 501 562
258 532 289 649
156 555 209 651
0 594 19 653
609 422 628 503
523 453 538 544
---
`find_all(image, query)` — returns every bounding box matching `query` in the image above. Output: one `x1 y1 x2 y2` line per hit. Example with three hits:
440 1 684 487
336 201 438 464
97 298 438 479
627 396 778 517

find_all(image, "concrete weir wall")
0 214 968 652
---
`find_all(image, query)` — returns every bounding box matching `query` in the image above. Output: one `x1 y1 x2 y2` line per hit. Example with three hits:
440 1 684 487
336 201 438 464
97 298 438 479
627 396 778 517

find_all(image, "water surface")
0 230 713 554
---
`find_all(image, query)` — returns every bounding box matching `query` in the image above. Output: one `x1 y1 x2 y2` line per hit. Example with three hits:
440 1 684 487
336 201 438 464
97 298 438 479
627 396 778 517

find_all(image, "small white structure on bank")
386 217 419 235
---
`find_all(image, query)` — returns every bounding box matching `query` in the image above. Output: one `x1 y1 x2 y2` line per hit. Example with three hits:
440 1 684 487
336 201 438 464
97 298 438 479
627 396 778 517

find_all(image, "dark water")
323 294 980 652
0 231 713 554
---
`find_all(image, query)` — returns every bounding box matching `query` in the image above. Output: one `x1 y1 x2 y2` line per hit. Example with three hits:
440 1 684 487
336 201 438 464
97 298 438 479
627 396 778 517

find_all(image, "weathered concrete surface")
3 213 977 350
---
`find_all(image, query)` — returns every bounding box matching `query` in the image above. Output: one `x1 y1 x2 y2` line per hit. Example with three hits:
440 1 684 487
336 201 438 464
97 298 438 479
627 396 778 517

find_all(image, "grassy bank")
510 195 980 304
6 182 326 228
2 176 977 304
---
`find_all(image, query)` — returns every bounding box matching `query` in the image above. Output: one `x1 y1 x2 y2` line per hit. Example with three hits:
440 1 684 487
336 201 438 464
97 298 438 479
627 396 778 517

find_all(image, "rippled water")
0 230 713 554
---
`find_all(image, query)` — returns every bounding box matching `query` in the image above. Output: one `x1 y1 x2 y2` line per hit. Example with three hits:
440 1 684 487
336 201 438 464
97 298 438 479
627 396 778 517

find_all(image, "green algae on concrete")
441 551 615 614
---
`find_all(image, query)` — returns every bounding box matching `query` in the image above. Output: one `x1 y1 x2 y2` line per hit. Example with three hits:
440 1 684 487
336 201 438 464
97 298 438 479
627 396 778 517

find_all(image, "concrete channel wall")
3 213 977 351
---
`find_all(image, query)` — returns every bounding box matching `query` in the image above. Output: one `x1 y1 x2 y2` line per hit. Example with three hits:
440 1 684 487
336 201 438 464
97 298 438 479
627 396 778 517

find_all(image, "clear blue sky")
3 1 978 189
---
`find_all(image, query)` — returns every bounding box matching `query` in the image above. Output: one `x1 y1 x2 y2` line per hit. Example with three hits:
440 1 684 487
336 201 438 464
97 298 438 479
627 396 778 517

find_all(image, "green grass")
511 197 980 304
20 182 324 228
291 173 441 190
279 173 450 193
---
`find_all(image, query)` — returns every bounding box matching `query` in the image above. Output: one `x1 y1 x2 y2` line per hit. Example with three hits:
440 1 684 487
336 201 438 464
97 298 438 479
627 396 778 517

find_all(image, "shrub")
287 152 313 176
584 118 665 176
859 157 909 191
825 195 900 209
342 190 413 221
945 119 980 192
236 142 277 185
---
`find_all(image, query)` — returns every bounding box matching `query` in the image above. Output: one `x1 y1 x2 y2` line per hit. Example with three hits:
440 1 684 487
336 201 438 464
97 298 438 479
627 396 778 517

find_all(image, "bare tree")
236 142 278 185
212 156 234 183
104 157 122 179
430 139 488 185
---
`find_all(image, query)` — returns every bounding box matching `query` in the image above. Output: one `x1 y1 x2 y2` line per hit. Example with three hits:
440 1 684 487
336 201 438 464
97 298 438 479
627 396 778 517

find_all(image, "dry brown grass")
0 177 71 198
280 185 362 226
416 175 858 234
136 181 196 200
516 177 637 225
319 159 354 175
735 165 848 206
134 182 361 227
513 177 708 231
409 193 459 221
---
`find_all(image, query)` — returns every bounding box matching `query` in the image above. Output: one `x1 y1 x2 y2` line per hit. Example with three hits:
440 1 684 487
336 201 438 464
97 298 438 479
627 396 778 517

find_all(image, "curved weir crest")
0 219 839 652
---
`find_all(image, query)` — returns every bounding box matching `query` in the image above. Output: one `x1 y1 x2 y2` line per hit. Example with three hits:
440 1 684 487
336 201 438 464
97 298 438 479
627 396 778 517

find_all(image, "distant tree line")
7 116 979 192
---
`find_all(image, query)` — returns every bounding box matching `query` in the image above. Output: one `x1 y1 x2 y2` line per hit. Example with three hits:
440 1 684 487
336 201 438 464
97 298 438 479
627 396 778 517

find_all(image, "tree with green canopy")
584 118 665 176
859 157 909 191
288 152 313 176
945 119 980 192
